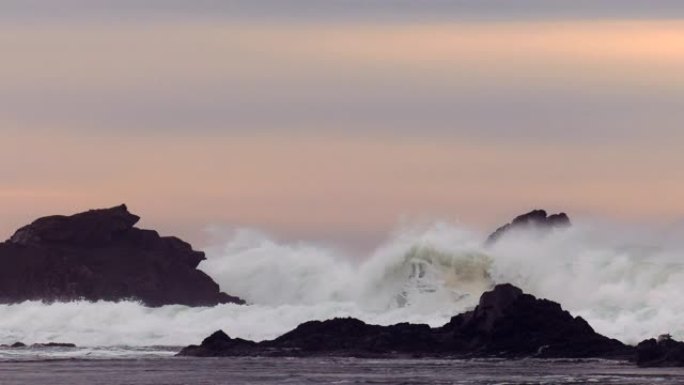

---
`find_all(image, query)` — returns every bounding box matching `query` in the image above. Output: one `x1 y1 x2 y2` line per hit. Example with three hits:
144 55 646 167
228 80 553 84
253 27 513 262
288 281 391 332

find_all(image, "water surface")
1 352 683 385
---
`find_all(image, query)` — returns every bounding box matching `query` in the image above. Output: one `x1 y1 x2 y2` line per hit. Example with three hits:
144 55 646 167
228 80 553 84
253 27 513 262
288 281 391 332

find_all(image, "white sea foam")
1 219 683 347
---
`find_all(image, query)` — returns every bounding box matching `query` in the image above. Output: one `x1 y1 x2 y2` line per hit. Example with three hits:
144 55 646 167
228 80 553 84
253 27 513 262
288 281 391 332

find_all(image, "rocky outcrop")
176 330 258 357
442 284 628 358
486 210 570 245
0 205 244 307
178 284 631 358
635 335 684 367
179 319 440 358
270 319 439 356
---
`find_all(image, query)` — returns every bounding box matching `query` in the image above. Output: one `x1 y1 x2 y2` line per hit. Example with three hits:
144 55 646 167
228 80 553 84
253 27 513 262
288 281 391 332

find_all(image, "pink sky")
2 17 684 248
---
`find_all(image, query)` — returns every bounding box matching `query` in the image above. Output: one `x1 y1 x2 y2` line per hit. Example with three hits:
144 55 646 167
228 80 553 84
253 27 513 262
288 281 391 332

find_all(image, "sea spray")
1 219 684 346
203 220 684 345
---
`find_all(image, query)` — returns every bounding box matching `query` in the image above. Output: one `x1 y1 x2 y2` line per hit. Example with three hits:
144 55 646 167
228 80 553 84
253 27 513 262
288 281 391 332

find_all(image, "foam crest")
1 219 684 347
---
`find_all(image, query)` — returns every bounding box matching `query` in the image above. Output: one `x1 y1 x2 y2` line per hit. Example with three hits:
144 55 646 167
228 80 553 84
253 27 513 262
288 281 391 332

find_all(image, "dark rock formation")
32 342 77 348
0 205 244 307
442 284 628 358
179 318 443 358
1 342 76 349
178 330 258 357
178 284 631 359
486 210 571 245
635 335 684 367
270 319 439 356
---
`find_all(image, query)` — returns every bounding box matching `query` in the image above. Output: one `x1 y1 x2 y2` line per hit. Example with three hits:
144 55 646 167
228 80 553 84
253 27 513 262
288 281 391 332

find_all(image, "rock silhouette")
179 284 630 359
635 335 684 367
0 205 244 307
442 284 627 358
486 210 570 245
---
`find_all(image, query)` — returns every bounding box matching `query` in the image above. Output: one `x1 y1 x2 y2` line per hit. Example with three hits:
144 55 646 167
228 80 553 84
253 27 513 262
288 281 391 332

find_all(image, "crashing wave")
1 219 684 346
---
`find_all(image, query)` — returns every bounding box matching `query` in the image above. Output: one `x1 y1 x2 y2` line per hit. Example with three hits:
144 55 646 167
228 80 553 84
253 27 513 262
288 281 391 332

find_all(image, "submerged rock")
0 205 244 307
1 342 77 348
32 342 77 348
486 209 570 245
635 336 684 367
178 284 631 359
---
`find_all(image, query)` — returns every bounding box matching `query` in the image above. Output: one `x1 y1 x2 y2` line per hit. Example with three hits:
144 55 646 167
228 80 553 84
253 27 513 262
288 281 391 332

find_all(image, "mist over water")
1 218 684 347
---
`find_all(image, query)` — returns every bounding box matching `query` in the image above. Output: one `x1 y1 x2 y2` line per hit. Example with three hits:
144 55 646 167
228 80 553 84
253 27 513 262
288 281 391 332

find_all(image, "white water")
2 219 684 348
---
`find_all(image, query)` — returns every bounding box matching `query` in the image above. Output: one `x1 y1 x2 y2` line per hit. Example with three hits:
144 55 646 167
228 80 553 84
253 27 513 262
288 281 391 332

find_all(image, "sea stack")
486 209 570 245
0 205 244 307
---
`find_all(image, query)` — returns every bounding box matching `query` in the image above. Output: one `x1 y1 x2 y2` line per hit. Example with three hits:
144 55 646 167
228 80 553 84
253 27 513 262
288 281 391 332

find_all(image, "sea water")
3 220 684 346
2 219 684 382
1 350 683 385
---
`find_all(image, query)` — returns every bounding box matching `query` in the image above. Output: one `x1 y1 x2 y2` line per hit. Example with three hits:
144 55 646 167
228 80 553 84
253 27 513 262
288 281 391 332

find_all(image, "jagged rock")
179 319 440 358
635 336 684 367
9 206 141 247
486 210 570 245
443 284 628 358
0 205 244 307
178 284 631 359
270 318 438 355
178 330 258 357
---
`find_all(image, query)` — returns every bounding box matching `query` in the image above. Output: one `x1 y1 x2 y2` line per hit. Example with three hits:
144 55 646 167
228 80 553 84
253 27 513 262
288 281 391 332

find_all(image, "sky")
1 1 684 249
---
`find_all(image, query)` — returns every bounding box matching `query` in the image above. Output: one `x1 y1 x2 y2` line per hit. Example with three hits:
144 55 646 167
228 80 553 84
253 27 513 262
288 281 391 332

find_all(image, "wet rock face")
179 331 257 357
636 337 684 367
444 284 627 358
271 318 438 354
486 210 571 245
0 205 244 307
179 284 631 359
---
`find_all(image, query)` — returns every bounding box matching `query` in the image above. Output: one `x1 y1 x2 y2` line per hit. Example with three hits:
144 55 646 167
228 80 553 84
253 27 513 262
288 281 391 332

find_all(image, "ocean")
1 347 683 385
2 220 684 383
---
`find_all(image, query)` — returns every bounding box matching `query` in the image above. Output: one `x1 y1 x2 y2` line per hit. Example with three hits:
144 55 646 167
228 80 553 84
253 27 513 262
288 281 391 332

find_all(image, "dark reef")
0 205 244 307
635 335 684 367
1 342 76 348
179 284 631 359
486 209 570 245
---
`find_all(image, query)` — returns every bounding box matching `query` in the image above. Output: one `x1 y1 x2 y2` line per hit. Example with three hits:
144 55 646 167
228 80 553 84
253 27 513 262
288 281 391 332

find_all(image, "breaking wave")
2 219 684 347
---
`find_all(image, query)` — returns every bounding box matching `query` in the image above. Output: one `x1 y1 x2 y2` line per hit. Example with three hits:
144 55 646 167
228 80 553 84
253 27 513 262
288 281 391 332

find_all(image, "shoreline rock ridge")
178 284 630 359
0 204 244 307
